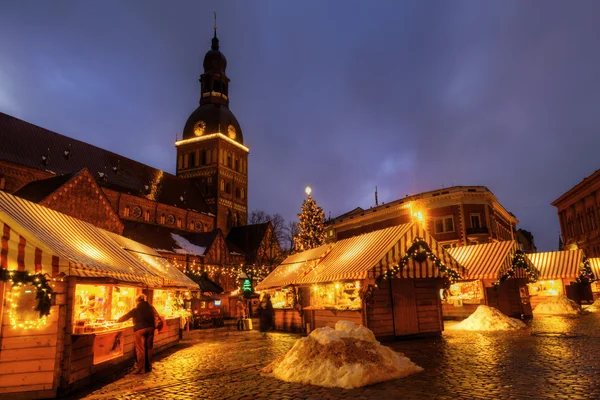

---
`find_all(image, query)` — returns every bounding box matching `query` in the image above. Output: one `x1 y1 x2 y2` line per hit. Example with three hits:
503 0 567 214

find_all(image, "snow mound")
449 305 526 331
585 298 600 312
534 295 581 315
263 321 423 389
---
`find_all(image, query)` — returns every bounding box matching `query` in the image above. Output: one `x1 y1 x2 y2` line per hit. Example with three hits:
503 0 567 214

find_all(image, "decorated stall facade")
527 250 593 307
0 191 196 399
446 241 538 319
255 243 334 332
259 223 466 339
589 258 600 300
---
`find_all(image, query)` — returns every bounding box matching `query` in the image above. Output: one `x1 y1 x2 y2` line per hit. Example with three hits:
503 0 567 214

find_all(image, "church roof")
226 222 270 261
13 171 78 203
0 112 211 214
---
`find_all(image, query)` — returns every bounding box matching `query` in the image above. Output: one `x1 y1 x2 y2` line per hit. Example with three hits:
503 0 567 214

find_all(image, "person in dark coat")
118 294 157 374
257 293 274 337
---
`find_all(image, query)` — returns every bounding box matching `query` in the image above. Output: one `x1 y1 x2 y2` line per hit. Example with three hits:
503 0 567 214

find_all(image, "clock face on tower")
227 124 236 140
194 120 206 136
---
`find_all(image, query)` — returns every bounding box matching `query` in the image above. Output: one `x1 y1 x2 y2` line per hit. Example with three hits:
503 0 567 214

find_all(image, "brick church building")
0 30 279 294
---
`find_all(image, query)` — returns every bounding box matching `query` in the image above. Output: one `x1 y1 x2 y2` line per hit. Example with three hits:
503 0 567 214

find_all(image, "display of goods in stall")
443 281 483 304
73 284 138 333
307 282 362 311
528 280 564 297
448 305 526 331
270 288 296 309
153 289 192 320
533 294 582 315
263 320 423 389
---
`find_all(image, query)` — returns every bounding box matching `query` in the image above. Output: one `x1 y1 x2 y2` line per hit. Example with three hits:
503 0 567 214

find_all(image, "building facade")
552 168 600 257
329 186 519 249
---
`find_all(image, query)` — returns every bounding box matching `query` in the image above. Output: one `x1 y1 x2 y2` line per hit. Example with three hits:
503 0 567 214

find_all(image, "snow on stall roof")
449 305 526 331
534 294 581 315
263 321 423 389
170 233 206 256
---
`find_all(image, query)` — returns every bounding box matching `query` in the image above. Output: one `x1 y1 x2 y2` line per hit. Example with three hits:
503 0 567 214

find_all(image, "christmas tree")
294 187 326 252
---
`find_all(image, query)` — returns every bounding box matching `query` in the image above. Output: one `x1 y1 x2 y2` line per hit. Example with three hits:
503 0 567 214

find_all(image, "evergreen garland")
576 257 595 284
294 194 326 252
375 238 462 287
0 269 53 318
493 250 539 288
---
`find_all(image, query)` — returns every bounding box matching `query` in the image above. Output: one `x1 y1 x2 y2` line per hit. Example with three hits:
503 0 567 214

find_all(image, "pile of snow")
534 295 581 315
584 298 600 312
449 305 526 331
263 321 423 389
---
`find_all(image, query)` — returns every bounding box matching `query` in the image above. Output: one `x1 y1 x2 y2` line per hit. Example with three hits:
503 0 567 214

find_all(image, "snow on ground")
449 305 526 331
263 321 423 389
534 294 581 315
170 233 206 256
583 298 600 312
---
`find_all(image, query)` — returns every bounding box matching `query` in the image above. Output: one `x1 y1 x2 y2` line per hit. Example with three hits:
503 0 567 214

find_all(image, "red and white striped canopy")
296 223 466 285
256 243 334 290
0 191 161 286
527 250 584 279
589 257 600 279
447 241 530 280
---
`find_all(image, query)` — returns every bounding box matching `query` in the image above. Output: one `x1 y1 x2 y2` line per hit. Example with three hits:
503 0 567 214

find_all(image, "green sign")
242 279 252 293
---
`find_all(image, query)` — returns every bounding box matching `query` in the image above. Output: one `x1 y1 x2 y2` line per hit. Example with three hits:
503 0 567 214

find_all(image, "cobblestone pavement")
73 312 600 400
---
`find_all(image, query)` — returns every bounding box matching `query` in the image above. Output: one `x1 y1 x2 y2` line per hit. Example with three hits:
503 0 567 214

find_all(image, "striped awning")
589 258 600 279
527 250 584 279
447 241 531 280
297 223 466 285
0 191 161 286
104 231 198 289
256 243 334 290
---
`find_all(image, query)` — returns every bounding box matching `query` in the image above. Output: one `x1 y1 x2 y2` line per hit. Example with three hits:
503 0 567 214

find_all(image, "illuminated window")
123 206 130 218
176 218 182 228
160 214 165 224
220 180 225 191
144 210 150 222
7 283 48 330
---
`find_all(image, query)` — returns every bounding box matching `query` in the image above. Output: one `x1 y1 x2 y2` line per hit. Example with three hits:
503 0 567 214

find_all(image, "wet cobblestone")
74 312 600 400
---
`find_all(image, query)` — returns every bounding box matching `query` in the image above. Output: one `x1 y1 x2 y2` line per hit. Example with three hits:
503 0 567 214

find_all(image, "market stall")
527 250 591 308
260 223 466 339
0 191 196 399
589 258 600 300
256 243 334 333
447 241 538 319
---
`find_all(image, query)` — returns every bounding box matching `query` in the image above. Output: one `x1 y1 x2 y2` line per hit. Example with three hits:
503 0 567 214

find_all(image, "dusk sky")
2 1 600 252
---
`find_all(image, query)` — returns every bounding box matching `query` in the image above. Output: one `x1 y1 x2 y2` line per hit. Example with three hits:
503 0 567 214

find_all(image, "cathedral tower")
176 29 248 235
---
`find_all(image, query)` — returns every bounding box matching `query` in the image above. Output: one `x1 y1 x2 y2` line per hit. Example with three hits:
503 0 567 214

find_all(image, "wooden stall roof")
587 257 600 279
297 223 466 285
104 230 198 289
447 241 531 280
527 250 584 279
256 243 334 290
0 190 161 286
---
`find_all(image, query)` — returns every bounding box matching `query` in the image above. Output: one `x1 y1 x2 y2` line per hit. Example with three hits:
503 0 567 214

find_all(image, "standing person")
236 298 247 330
118 294 157 374
258 293 274 337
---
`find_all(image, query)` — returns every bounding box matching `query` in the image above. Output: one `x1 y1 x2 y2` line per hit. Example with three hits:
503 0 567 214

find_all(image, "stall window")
442 281 484 305
6 283 48 329
73 284 139 332
528 280 564 297
309 281 362 310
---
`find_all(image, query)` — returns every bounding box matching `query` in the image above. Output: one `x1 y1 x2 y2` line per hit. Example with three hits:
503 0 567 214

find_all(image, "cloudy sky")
2 0 599 251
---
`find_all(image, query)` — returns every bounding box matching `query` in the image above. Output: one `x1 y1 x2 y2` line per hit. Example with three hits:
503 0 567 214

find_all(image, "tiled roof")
0 112 211 213
226 222 269 260
13 171 78 203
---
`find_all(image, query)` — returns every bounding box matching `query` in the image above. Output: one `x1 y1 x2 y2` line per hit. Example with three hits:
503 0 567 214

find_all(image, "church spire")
212 12 219 50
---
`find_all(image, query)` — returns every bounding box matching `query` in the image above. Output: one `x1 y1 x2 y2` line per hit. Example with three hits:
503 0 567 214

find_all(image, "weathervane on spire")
214 12 217 38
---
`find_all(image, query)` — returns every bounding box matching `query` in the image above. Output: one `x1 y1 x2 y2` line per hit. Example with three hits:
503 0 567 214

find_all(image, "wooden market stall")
260 223 466 340
255 243 334 333
446 241 538 319
527 250 591 307
0 191 197 399
589 258 600 300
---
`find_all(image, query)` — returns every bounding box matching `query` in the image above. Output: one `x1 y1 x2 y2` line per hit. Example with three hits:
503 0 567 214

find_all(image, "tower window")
235 187 240 198
189 152 195 168
241 188 245 199
214 80 221 93
225 183 231 194
220 180 225 191
206 149 211 164
470 214 481 229
183 154 189 168
178 155 183 169
235 158 239 171
227 153 232 168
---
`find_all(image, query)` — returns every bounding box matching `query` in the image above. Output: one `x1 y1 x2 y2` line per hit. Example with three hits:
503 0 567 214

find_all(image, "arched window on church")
241 188 245 199
235 187 240 198
206 149 211 164
144 210 150 222
235 158 239 171
220 180 225 191
123 206 130 218
227 153 232 168
233 212 239 227
225 183 231 194
183 153 189 168
160 214 166 224
226 210 232 230
189 221 194 230
189 152 195 168
178 155 183 169
200 149 206 165
176 218 182 228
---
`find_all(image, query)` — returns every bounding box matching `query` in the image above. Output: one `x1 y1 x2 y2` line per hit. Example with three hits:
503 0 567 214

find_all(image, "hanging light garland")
375 237 462 287
0 269 53 328
493 250 539 288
